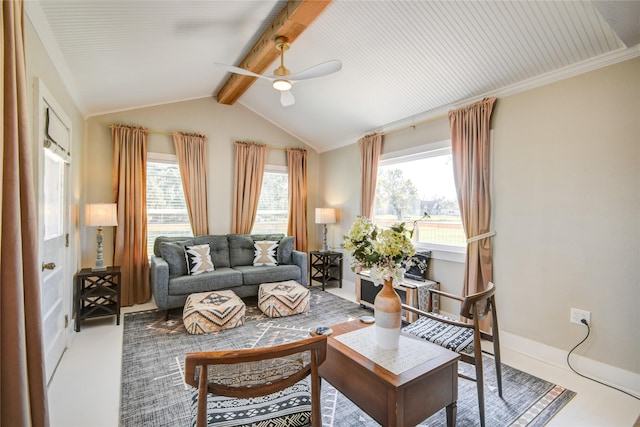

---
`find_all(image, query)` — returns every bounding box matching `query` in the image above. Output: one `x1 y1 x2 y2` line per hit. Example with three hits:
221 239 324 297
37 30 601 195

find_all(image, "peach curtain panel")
231 141 267 234
112 125 151 306
1 1 50 425
173 132 209 236
449 97 497 309
358 133 383 218
286 148 308 252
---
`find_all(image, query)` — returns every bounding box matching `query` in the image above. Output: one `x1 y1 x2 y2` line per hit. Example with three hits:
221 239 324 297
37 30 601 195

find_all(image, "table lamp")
86 203 118 271
315 208 337 252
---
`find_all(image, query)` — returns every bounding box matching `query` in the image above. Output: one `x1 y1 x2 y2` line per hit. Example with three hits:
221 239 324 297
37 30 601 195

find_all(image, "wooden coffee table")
318 320 459 427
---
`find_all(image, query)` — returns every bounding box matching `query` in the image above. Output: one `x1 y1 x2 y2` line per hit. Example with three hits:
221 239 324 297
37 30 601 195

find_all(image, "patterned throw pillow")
253 240 279 266
402 251 431 281
184 244 215 275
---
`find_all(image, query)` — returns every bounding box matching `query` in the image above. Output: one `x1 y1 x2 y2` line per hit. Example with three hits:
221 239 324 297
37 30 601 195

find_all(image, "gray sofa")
150 233 308 310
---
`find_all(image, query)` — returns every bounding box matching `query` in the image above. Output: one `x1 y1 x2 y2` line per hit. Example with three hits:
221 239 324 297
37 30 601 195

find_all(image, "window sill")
414 243 466 264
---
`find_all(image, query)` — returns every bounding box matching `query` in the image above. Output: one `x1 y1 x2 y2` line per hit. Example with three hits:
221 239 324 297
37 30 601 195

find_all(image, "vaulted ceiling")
26 1 640 152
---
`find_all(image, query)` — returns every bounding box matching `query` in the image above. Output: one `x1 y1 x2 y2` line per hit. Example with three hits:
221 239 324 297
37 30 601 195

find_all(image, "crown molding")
372 45 640 141
494 45 640 99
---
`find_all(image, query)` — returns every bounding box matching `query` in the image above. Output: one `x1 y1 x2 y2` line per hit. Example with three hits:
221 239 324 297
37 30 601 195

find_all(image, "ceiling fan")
214 36 342 107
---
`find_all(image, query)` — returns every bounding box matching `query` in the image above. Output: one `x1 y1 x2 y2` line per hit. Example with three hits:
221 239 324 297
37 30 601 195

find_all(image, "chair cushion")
191 381 312 427
402 314 474 354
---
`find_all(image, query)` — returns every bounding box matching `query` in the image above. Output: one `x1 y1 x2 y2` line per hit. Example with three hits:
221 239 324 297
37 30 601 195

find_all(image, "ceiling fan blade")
213 63 273 81
280 90 295 107
288 60 342 81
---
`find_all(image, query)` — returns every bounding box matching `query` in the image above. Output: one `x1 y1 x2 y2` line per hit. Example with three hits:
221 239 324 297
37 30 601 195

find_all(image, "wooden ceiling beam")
216 0 333 105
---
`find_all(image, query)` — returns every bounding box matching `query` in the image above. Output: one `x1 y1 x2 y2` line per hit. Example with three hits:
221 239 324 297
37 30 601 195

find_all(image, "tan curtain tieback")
466 230 497 244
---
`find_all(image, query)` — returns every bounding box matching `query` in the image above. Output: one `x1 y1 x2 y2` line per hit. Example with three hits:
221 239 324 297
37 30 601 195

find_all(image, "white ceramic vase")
374 279 402 350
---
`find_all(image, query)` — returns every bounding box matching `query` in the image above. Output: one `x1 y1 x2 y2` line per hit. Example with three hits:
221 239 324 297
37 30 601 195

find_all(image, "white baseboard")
335 281 640 398
500 330 640 398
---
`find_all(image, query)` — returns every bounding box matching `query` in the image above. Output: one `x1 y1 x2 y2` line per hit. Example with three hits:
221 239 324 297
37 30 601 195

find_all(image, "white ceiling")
26 1 640 153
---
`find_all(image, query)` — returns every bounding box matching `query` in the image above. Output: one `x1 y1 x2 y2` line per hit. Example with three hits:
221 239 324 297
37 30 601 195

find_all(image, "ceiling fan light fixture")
273 79 292 91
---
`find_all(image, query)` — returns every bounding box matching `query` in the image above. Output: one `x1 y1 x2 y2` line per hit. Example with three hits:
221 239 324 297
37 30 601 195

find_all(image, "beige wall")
83 98 319 267
320 58 640 375
25 18 86 285
492 58 639 373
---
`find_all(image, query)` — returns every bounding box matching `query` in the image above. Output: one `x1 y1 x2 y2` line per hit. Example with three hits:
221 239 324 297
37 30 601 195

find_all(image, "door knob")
42 262 56 271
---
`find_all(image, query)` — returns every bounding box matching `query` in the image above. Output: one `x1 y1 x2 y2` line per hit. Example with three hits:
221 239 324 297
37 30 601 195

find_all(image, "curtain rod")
108 126 296 151
234 141 300 152
380 113 448 137
108 124 172 136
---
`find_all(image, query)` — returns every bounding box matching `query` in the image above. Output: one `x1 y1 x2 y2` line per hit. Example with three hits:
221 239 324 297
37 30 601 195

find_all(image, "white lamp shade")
315 208 337 224
85 203 118 227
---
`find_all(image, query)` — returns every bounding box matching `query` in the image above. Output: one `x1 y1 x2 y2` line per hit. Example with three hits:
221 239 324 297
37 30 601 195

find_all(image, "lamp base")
321 224 330 252
91 265 107 272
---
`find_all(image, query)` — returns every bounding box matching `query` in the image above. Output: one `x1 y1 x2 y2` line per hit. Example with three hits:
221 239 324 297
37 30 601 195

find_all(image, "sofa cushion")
168 268 243 296
250 233 285 241
184 244 215 275
228 234 255 266
159 240 193 277
253 240 279 266
233 265 302 286
193 235 231 268
277 236 295 265
228 234 293 267
154 236 192 257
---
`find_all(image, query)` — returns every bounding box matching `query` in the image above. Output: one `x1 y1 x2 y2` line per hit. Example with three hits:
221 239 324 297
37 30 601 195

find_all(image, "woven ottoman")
183 290 246 334
258 281 310 318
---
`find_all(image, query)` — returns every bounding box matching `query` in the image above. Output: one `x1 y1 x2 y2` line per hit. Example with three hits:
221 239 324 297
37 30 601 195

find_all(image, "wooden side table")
319 320 459 427
75 266 121 331
309 251 343 290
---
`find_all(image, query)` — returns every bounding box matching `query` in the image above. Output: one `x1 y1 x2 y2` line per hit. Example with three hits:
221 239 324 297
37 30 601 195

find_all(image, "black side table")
309 251 343 291
75 266 121 331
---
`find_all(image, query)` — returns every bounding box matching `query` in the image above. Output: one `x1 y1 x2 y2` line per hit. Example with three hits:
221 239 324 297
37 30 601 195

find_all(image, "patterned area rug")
120 288 574 426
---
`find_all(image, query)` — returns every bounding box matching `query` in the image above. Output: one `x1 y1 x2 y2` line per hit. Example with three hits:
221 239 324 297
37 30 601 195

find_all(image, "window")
373 143 465 253
251 166 289 234
146 153 193 256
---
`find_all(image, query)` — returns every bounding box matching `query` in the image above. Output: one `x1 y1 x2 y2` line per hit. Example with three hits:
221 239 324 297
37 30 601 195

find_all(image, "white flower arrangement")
343 216 423 285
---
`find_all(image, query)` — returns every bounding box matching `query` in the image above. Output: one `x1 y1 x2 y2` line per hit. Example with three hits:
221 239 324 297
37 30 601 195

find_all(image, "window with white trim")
146 153 193 256
251 165 289 235
374 143 465 253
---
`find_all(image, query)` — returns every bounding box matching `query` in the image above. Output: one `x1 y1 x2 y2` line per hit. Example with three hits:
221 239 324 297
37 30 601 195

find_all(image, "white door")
40 149 69 383
35 79 72 384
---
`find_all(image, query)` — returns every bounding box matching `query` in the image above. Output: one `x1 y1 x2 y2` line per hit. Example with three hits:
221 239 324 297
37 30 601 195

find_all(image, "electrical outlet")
570 308 591 325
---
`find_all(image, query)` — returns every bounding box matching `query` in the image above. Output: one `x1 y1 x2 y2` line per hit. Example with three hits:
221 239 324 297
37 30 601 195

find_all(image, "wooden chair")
184 334 327 427
402 281 502 427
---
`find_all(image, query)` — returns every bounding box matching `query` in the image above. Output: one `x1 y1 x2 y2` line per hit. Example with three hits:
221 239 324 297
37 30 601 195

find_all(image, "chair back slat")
185 334 327 427
460 282 495 320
